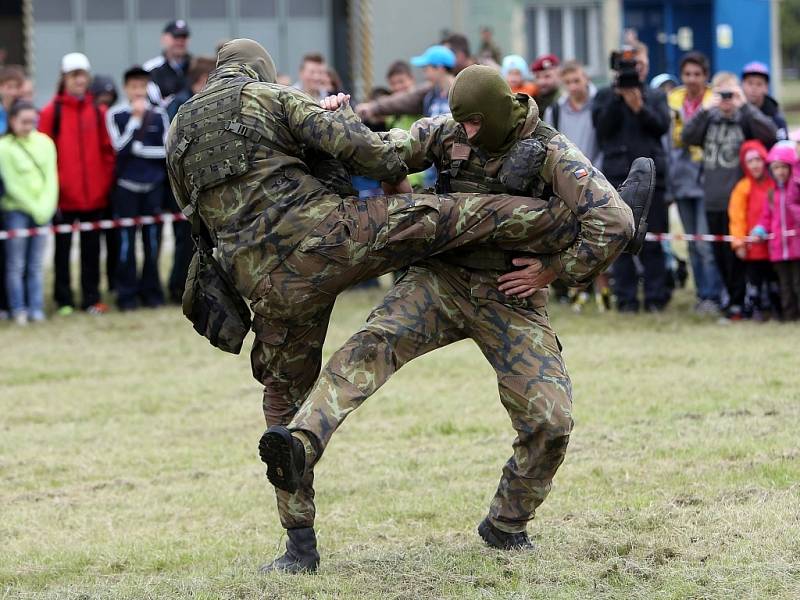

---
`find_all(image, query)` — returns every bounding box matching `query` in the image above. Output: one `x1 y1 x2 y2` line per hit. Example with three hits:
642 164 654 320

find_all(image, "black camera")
719 91 734 100
610 47 640 89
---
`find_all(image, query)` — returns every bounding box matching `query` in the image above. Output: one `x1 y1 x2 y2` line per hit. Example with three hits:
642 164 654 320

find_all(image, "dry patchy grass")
2 288 799 599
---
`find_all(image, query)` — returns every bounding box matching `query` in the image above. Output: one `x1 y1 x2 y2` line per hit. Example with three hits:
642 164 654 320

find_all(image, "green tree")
781 0 800 70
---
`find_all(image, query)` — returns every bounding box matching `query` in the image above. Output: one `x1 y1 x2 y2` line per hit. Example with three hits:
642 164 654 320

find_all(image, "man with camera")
592 42 671 312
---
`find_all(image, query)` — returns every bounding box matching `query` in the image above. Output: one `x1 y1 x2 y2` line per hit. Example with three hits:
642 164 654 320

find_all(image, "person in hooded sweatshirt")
741 62 788 145
728 140 778 319
38 53 116 315
751 142 800 321
682 71 777 319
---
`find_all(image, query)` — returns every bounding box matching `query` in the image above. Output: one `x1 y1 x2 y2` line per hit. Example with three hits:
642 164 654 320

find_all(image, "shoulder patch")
573 167 589 180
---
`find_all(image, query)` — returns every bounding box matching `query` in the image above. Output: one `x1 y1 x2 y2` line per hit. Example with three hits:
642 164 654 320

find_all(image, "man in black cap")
145 19 194 304
144 19 192 108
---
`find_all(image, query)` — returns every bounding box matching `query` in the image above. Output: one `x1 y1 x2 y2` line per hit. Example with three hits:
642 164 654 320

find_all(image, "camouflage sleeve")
381 116 449 173
284 92 408 183
540 134 635 286
165 124 191 211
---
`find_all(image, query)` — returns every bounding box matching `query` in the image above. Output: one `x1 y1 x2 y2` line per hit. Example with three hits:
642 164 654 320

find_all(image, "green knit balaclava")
216 38 277 83
448 65 529 155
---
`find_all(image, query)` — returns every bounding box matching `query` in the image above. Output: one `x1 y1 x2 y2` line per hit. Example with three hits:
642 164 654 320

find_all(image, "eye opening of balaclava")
448 65 529 155
216 38 277 84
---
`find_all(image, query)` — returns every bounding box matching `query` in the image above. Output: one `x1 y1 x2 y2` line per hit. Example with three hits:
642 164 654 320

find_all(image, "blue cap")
410 45 456 69
650 73 679 90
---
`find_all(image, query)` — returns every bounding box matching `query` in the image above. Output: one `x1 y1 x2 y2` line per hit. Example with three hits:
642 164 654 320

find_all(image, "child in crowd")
728 140 778 319
0 64 26 320
39 52 116 315
105 66 169 310
752 142 800 320
501 55 537 97
0 101 58 324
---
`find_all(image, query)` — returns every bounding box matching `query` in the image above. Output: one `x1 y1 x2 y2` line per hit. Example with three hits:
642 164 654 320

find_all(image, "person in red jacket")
728 140 779 319
39 52 116 314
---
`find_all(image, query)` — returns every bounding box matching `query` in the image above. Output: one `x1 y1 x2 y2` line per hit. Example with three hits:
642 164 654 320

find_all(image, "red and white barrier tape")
0 211 796 245
645 230 798 243
0 212 187 241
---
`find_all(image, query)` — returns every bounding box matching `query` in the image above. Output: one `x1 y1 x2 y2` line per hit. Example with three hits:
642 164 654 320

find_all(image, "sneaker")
29 311 46 323
57 305 74 317
86 302 110 315
13 311 28 326
694 299 719 316
0 310 10 321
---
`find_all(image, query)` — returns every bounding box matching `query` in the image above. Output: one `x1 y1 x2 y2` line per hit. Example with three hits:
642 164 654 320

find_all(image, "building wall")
713 0 772 75
30 0 333 108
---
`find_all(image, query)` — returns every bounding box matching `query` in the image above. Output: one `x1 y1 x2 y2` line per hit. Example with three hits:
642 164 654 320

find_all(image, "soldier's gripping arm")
539 134 635 287
381 115 450 174
285 95 409 183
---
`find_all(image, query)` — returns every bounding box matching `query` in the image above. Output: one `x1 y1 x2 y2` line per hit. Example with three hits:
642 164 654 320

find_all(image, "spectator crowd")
1 22 799 326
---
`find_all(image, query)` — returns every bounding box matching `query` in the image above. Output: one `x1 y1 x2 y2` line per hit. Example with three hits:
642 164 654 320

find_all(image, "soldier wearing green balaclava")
282 66 653 555
448 64 529 156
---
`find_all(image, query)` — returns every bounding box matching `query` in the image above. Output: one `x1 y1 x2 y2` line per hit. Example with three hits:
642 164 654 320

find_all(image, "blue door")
624 0 714 80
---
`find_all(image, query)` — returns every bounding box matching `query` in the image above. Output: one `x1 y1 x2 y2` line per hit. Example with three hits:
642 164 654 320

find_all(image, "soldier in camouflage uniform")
263 66 651 569
167 40 640 573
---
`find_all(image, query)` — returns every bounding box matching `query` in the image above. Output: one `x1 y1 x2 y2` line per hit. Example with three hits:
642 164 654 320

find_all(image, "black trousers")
112 185 165 309
612 187 670 311
744 260 779 315
102 201 120 292
774 260 800 321
706 210 746 309
163 186 193 303
54 209 104 309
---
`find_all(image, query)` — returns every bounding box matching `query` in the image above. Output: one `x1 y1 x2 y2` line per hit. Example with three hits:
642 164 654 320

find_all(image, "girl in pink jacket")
752 142 800 320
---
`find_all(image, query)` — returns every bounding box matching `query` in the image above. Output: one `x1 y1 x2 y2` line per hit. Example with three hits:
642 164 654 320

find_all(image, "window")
524 3 602 74
86 0 126 21
573 7 589 65
138 0 176 20
35 0 73 22
188 0 228 18
547 9 563 59
288 0 323 17
239 0 277 18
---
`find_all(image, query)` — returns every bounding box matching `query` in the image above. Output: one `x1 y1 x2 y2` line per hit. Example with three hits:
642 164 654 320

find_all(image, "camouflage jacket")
166 63 408 297
384 97 634 286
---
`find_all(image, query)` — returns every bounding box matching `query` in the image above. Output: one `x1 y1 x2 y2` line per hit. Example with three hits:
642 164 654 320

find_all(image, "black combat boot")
260 527 320 574
477 517 534 550
259 426 306 493
617 156 656 255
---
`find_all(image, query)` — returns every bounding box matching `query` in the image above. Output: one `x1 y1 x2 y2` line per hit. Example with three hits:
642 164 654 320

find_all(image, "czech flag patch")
573 167 589 180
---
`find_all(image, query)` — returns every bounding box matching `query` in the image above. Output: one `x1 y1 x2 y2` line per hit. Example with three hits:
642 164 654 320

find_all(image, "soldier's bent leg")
466 284 573 534
289 265 468 455
280 192 578 297
251 302 334 529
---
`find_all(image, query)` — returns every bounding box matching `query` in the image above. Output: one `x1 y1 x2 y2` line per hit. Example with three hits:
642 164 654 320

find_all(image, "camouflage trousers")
249 192 577 529
288 260 573 533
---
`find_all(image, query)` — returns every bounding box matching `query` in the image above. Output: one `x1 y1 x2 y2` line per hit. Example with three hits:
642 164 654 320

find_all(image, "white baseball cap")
61 52 91 74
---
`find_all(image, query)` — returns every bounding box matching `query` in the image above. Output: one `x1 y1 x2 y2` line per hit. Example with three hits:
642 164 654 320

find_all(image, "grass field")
2 287 799 599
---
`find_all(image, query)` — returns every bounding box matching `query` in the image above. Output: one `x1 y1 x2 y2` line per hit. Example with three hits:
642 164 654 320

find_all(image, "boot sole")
626 157 656 255
259 427 301 494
